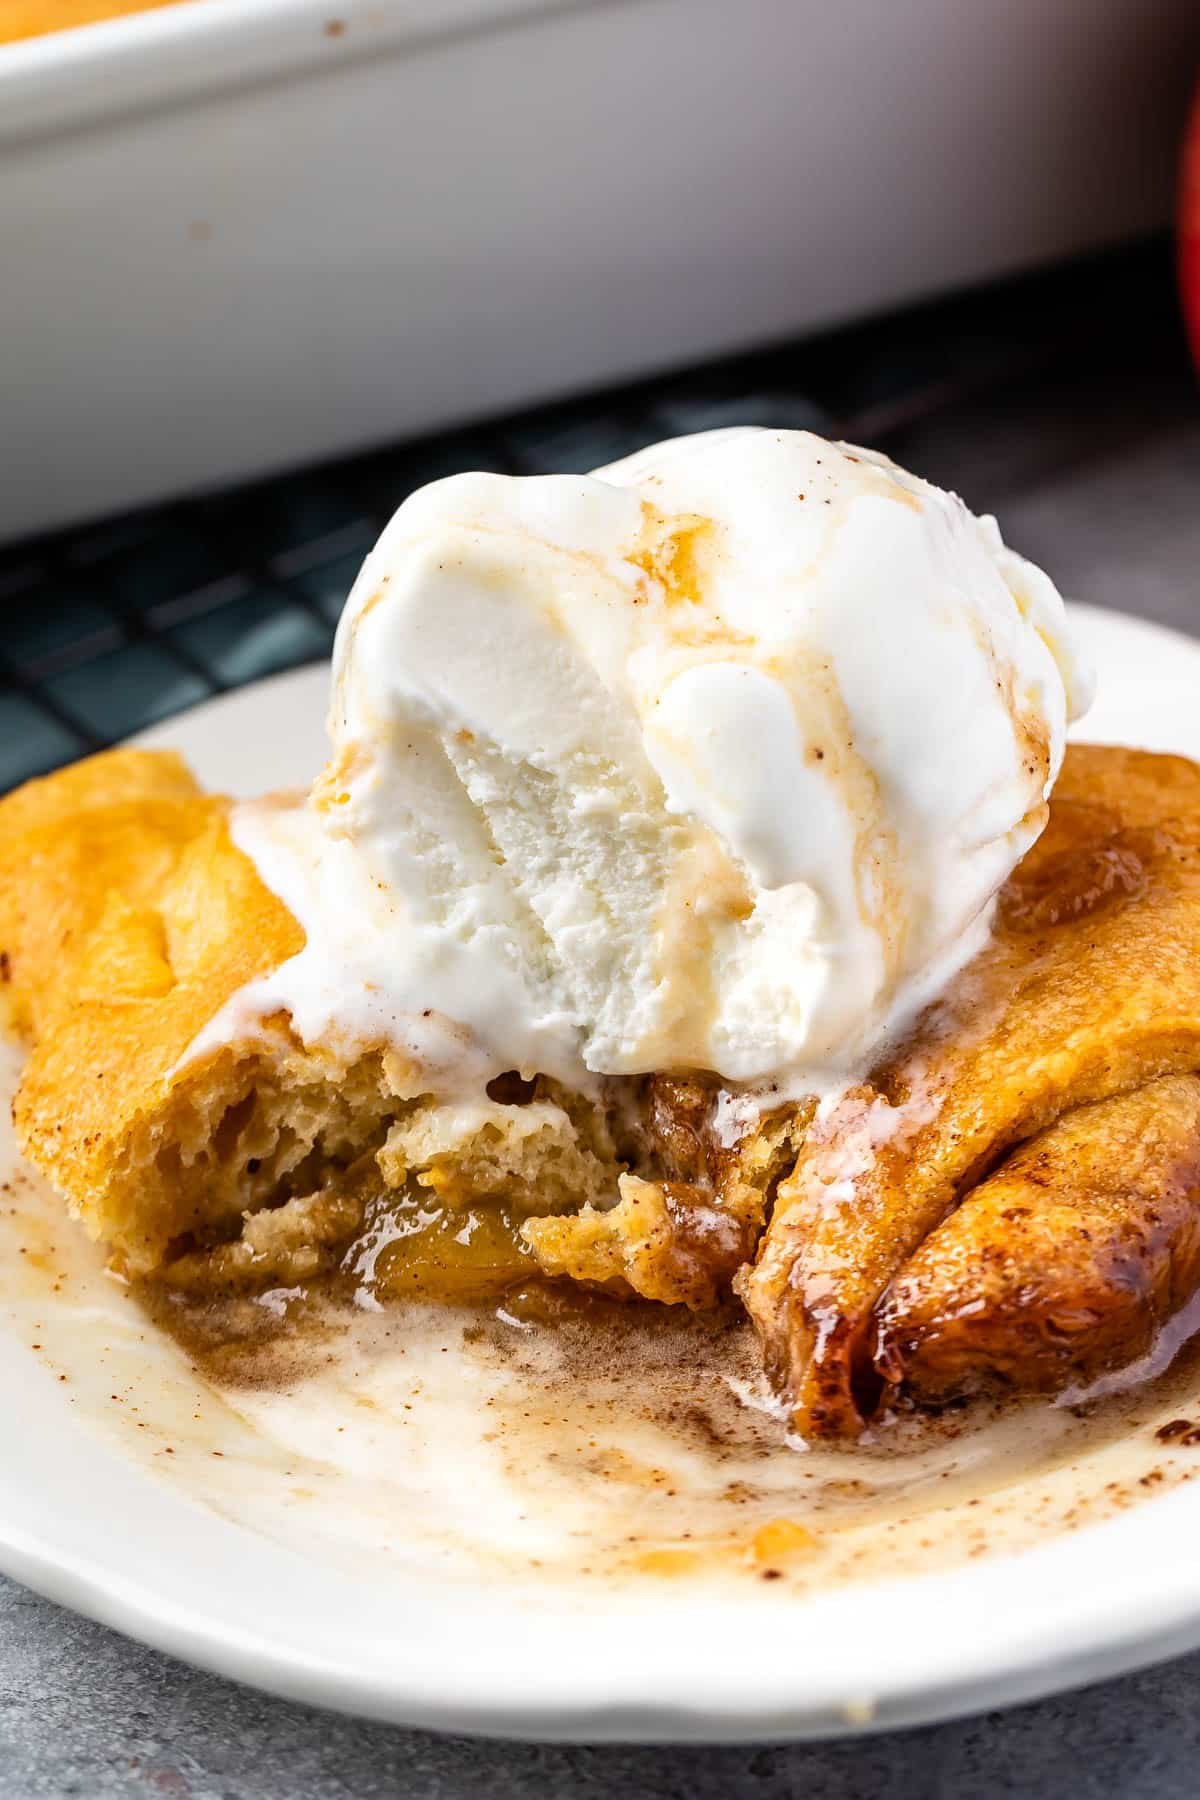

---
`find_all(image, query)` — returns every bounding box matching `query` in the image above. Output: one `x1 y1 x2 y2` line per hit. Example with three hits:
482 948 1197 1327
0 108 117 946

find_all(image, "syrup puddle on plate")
6 1083 1200 1606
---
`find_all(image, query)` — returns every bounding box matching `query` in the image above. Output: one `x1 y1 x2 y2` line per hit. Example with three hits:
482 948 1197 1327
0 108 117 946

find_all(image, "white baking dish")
0 0 1195 542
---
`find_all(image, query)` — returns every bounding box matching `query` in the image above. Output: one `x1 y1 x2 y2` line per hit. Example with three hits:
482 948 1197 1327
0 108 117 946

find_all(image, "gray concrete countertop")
3 286 1200 1799
2 1577 1200 1800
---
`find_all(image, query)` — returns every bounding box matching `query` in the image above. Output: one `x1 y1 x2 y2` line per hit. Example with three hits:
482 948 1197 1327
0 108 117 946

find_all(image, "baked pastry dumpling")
0 747 799 1304
740 746 1200 1435
6 738 1200 1433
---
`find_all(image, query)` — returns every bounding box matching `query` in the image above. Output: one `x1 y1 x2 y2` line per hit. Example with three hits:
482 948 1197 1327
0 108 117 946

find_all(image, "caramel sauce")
647 833 756 1071
628 505 719 608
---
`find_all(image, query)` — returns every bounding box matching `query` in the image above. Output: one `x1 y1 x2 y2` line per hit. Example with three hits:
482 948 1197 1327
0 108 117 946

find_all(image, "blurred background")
1 0 1199 796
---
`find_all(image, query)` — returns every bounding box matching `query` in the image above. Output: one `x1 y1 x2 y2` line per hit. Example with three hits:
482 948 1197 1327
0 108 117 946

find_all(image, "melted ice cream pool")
5 1060 1200 1605
190 428 1092 1098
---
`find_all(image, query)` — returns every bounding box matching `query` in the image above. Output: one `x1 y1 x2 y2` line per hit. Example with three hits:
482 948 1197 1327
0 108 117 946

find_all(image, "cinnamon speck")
324 18 346 35
1156 1418 1196 1442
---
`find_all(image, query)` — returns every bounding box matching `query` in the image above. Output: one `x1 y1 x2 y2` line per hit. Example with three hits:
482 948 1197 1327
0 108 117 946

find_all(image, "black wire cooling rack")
0 237 1177 794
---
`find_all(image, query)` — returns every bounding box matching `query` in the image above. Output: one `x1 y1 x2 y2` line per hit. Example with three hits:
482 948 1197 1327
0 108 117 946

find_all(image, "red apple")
1182 84 1200 368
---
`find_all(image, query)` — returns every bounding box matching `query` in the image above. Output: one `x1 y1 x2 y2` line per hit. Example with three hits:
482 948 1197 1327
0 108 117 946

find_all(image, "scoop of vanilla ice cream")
221 427 1092 1092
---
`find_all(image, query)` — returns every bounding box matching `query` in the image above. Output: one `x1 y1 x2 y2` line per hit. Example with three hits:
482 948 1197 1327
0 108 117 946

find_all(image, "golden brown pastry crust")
740 746 1200 1437
874 1074 1200 1403
0 749 307 1269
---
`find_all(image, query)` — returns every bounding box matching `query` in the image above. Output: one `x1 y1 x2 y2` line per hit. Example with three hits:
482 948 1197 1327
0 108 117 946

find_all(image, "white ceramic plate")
2 601 1200 1743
